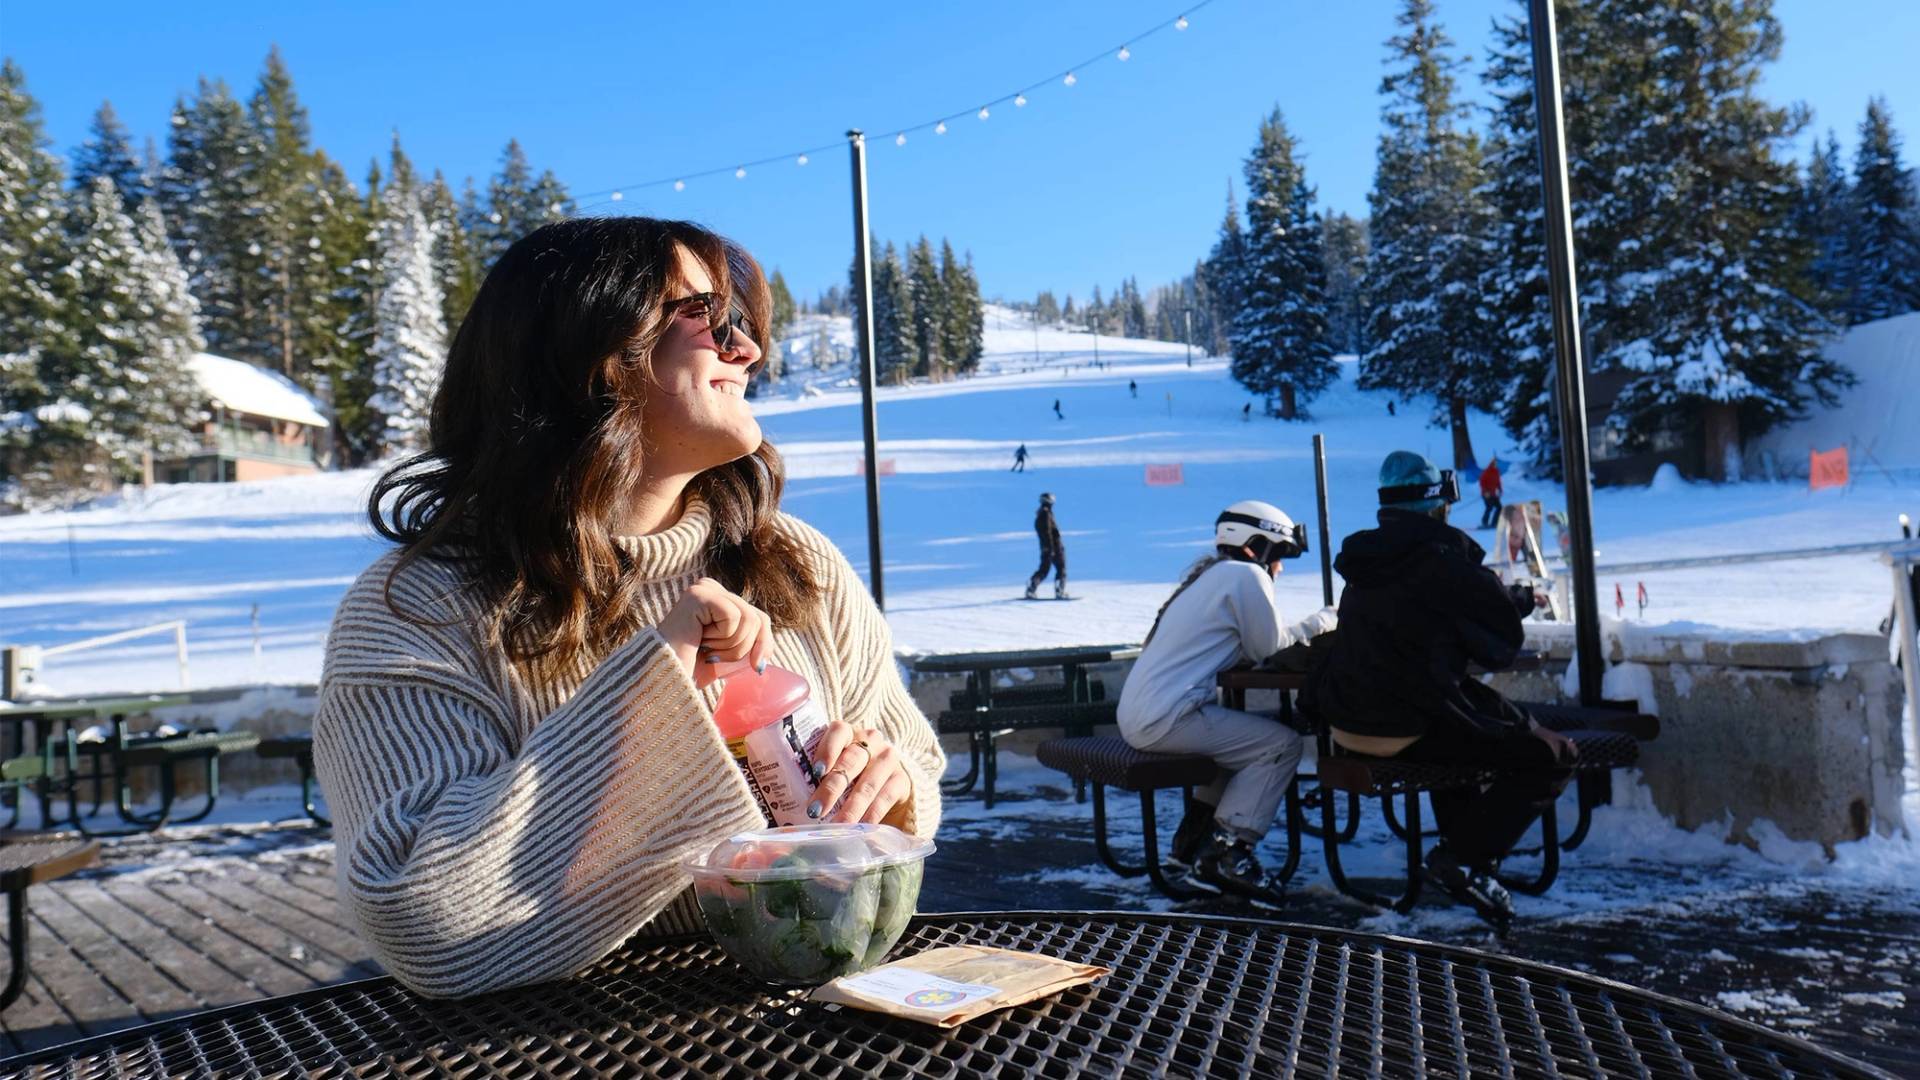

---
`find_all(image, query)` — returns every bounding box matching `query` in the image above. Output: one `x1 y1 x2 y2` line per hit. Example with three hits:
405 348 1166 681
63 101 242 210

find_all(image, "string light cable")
568 0 1219 212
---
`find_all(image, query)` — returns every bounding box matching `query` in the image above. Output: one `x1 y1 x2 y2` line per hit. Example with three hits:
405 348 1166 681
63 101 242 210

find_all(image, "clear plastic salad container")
685 823 933 985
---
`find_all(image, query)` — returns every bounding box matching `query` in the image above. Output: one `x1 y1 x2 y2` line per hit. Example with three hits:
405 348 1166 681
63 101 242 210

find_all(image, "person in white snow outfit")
1116 500 1338 896
1025 492 1067 599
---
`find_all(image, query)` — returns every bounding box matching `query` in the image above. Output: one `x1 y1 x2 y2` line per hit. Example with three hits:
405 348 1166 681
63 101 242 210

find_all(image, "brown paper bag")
809 945 1108 1029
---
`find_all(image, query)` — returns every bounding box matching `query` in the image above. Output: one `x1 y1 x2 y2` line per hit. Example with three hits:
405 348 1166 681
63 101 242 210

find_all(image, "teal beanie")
1379 450 1445 512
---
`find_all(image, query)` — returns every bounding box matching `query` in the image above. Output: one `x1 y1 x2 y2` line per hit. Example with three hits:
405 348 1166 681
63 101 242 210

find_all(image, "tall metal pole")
1312 434 1335 608
847 130 885 610
1182 308 1194 368
1528 0 1602 706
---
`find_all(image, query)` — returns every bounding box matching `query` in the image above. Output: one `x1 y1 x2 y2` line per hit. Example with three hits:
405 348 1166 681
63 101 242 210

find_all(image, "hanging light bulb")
797 153 809 166
935 121 948 135
978 106 990 120
1064 72 1077 86
734 166 747 179
674 180 685 192
895 132 907 146
1117 45 1131 61
610 191 623 202
1176 15 1189 30
1015 93 1028 107
548 203 563 215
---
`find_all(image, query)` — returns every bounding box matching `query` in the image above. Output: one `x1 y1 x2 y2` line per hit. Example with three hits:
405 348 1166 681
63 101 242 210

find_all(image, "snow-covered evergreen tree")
1122 278 1149 339
367 185 448 455
46 179 206 483
421 169 479 335
1848 98 1920 323
1796 131 1856 319
0 60 69 489
1362 0 1499 467
907 236 946 378
1321 211 1369 355
1229 107 1336 420
246 46 321 380
70 101 147 211
1604 0 1847 481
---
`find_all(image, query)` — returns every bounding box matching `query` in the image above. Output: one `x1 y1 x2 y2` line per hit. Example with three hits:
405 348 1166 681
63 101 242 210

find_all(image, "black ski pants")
1028 547 1067 592
1396 724 1570 868
1480 494 1502 528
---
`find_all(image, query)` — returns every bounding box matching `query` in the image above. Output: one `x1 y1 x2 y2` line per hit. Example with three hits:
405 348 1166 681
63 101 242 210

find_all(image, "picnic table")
915 644 1140 807
0 911 1886 1077
0 694 257 836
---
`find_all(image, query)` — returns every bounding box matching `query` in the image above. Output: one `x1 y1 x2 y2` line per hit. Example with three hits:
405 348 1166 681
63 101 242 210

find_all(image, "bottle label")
727 697 830 826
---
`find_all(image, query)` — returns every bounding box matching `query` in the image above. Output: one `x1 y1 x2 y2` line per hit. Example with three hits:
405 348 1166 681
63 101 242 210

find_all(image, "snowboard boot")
1424 844 1514 936
1055 580 1070 600
1024 581 1038 600
1169 801 1218 866
1192 829 1286 905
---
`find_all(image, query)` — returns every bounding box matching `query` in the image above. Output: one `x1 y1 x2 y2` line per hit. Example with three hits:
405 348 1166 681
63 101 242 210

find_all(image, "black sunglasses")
662 291 758 354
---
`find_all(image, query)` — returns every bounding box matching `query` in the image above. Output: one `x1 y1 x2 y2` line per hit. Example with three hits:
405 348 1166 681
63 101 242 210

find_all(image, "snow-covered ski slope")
1 305 1914 696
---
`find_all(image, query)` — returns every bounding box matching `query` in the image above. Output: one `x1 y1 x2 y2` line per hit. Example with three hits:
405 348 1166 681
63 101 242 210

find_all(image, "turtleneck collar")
613 495 712 582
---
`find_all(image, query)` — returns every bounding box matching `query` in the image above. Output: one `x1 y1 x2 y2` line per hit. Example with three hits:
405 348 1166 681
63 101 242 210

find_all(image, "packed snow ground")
3 304 1913 697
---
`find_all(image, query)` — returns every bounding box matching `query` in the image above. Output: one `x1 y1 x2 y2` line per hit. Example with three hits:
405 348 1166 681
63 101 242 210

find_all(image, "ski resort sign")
1144 464 1184 487
1808 446 1848 490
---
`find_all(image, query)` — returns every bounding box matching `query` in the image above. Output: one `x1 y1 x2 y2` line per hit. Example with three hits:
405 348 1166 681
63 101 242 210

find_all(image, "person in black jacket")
1304 450 1577 930
1025 492 1067 599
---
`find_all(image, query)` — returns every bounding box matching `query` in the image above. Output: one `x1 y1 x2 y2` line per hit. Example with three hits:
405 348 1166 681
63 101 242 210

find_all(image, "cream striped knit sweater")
313 500 944 998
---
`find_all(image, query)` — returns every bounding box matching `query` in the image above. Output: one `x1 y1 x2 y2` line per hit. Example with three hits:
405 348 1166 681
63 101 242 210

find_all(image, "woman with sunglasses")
313 218 943 998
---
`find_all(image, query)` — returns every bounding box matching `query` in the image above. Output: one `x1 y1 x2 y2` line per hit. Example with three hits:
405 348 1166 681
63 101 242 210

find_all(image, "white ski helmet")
1215 500 1308 561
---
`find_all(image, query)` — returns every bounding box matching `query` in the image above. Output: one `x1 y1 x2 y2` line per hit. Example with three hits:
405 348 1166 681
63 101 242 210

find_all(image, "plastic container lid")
686 823 934 882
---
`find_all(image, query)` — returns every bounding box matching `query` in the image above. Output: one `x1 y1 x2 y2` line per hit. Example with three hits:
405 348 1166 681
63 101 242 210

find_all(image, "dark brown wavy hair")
368 216 820 673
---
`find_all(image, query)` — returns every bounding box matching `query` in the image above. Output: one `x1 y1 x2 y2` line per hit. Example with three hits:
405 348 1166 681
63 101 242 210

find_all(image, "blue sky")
4 0 1915 305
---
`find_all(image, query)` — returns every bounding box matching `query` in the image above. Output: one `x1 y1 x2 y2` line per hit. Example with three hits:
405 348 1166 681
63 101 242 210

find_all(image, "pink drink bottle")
711 662 829 826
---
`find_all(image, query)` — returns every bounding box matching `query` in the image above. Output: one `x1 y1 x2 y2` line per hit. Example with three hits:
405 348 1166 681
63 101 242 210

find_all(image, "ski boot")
1192 829 1286 906
1424 844 1514 936
1168 801 1217 866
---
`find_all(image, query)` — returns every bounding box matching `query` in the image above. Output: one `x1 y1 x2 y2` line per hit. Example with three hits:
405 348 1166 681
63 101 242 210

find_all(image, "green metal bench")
72 726 261 835
937 699 1119 808
256 734 328 826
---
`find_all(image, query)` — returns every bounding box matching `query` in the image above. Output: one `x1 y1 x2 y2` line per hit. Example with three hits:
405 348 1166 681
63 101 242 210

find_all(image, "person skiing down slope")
1117 500 1337 899
1025 493 1068 599
1011 443 1028 472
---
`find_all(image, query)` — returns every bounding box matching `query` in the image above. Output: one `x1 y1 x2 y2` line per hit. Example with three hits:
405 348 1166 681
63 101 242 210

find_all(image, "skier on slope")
1479 457 1504 529
1129 380 1138 398
1025 493 1068 599
1053 398 1064 421
1117 500 1337 898
1011 443 1028 472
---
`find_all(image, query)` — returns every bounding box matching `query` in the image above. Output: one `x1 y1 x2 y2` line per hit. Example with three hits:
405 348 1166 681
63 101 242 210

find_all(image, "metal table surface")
0 911 1887 1079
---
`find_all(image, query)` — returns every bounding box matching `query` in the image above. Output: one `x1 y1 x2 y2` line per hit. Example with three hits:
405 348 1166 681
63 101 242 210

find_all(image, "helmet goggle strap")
1377 470 1460 507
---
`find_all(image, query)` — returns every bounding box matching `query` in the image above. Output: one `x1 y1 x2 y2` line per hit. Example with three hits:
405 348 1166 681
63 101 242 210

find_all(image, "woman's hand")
1529 723 1580 766
657 577 773 688
807 723 913 825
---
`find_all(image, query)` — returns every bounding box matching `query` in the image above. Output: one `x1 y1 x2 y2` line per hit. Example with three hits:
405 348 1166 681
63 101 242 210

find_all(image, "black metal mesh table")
0 912 1887 1078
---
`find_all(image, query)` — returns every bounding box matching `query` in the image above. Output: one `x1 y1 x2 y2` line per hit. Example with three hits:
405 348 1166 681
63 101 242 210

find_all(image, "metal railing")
1 621 189 699
201 425 316 464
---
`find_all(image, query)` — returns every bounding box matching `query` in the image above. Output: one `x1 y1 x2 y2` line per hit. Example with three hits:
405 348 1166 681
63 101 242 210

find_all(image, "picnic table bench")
0 837 99 1011
0 696 195 835
256 733 328 826
915 644 1138 808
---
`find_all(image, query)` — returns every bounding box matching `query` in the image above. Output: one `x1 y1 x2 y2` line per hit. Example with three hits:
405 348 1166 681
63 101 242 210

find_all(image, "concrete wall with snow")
1488 624 1907 853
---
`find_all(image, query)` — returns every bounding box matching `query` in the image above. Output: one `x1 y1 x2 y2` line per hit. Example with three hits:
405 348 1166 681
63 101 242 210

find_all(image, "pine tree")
247 46 320 380
907 236 946 378
941 244 985 374
1230 107 1337 419
1188 262 1223 356
421 170 480 334
1201 182 1248 349
876 242 917 382
71 101 147 211
367 183 448 455
1087 284 1107 335
1122 278 1148 338
762 268 796 386
1604 0 1848 481
46 180 206 484
1848 97 1920 323
477 140 574 269
1061 294 1078 324
1796 131 1855 321
1362 0 1500 467
302 152 373 467
327 159 386 466
1034 290 1061 324
1321 211 1369 354
0 60 69 489
159 78 270 364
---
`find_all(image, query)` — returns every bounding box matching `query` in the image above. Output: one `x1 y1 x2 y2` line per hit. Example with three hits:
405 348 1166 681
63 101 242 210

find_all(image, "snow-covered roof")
189 353 330 429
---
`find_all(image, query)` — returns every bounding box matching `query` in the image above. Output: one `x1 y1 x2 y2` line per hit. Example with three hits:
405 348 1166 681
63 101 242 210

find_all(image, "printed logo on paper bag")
905 988 969 1008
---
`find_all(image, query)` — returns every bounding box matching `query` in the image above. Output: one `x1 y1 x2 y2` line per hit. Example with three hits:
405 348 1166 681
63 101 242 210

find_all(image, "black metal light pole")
1527 0 1602 705
1312 434 1335 608
847 130 885 610
1181 307 1194 367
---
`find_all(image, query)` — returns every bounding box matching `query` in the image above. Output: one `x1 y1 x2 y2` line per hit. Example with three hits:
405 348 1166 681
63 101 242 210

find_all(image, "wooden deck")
2 801 1915 1075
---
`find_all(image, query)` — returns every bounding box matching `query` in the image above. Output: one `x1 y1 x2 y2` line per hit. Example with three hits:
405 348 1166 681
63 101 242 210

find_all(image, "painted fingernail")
806 801 822 820
705 653 721 665
810 761 826 783
755 658 768 675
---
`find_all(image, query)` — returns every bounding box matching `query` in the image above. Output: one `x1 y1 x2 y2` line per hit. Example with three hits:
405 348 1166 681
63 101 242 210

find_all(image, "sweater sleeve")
312 563 765 999
786 519 945 839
